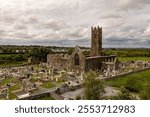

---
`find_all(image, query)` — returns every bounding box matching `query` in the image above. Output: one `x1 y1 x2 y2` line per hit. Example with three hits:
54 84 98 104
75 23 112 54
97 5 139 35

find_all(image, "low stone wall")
103 67 150 81
50 92 64 100
55 84 83 94
18 91 53 100
19 84 83 100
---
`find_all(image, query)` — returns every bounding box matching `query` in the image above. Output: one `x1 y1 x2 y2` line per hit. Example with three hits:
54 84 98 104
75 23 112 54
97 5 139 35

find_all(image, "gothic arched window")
74 53 80 65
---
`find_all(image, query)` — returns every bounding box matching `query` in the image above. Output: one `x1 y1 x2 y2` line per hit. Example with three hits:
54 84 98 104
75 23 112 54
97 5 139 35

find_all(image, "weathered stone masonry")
47 26 118 75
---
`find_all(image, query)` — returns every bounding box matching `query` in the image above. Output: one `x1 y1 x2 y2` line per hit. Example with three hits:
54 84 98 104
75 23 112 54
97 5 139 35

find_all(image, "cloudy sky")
0 0 150 47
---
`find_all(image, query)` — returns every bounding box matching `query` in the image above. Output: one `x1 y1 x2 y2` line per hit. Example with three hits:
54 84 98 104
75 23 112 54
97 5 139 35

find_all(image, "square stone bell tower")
90 26 102 56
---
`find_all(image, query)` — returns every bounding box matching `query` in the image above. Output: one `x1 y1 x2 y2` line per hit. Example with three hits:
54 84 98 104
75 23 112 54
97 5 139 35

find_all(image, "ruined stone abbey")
47 26 118 75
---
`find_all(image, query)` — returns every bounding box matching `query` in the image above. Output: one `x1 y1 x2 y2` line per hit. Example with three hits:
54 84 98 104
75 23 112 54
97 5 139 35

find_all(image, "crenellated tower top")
90 26 102 56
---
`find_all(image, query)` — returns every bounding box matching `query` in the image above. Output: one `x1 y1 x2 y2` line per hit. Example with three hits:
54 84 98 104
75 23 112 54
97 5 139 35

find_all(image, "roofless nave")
47 26 119 75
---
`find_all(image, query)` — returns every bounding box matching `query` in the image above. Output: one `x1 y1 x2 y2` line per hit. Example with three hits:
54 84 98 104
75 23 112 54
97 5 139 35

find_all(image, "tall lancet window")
74 53 80 65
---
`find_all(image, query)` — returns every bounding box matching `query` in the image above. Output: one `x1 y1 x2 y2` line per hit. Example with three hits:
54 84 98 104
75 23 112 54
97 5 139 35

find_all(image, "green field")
106 70 150 92
0 53 27 67
0 54 20 56
119 57 150 62
0 61 26 67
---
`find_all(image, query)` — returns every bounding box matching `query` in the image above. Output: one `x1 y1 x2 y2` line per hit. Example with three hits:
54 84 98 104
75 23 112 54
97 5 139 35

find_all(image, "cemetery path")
103 86 119 97
61 86 119 99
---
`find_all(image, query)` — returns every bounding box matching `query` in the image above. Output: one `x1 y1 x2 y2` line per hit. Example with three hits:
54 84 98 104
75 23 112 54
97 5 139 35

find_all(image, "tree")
29 47 52 62
67 48 74 55
14 54 25 61
83 70 104 100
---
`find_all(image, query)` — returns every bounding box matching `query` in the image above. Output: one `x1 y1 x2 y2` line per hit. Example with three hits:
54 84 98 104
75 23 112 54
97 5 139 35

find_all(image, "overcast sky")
0 0 150 47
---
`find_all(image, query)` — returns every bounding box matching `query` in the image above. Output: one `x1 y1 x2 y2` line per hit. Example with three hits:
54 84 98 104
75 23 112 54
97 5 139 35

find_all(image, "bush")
139 85 150 100
69 85 75 91
112 86 135 100
124 78 140 92
75 96 81 100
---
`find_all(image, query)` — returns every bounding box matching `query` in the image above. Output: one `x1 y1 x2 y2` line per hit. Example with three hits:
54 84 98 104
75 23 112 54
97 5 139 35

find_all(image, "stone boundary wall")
19 84 83 100
18 90 53 100
103 67 150 81
55 84 83 94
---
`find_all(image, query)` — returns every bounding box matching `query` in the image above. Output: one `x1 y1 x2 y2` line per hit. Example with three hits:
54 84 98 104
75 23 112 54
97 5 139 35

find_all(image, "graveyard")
0 62 83 100
0 56 150 100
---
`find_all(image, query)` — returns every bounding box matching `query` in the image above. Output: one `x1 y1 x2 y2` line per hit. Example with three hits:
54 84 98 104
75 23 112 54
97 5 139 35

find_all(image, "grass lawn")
30 76 40 83
119 57 150 62
0 54 21 58
9 92 17 100
0 91 17 100
41 82 56 89
105 70 150 92
9 85 21 91
29 89 39 94
0 78 12 87
0 77 18 87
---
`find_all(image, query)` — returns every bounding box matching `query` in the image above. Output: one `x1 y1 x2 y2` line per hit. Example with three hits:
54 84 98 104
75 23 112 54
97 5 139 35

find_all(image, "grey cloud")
118 0 150 10
15 32 35 39
16 15 39 25
0 0 150 47
14 23 27 30
103 37 149 48
60 27 89 40
100 10 121 19
42 20 69 30
25 38 90 47
97 18 125 28
0 30 5 35
143 23 150 37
